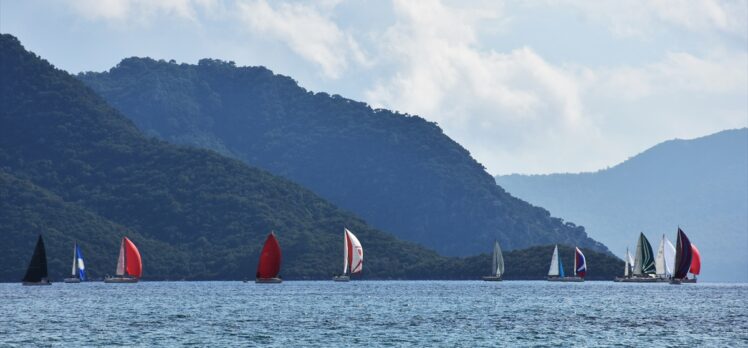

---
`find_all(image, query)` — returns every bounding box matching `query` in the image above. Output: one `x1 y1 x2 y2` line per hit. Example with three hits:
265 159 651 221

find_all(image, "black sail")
22 235 49 283
672 228 692 280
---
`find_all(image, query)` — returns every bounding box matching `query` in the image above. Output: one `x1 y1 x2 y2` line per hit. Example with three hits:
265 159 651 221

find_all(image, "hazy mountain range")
76 57 607 256
496 128 748 281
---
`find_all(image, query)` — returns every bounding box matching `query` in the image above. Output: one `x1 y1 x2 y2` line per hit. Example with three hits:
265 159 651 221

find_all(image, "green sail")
634 233 656 275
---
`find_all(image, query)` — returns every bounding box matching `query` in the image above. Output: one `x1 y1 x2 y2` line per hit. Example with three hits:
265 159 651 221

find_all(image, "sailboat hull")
104 277 139 283
333 275 350 282
482 276 502 281
22 280 52 286
613 276 667 283
255 277 282 284
547 276 584 282
63 278 81 283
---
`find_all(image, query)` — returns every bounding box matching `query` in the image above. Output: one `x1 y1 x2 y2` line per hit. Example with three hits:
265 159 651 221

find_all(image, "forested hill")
0 33 482 281
77 57 607 256
496 128 748 282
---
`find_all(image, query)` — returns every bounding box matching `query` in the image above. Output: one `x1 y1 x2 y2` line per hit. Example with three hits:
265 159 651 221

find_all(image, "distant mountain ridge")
496 128 748 281
77 57 607 256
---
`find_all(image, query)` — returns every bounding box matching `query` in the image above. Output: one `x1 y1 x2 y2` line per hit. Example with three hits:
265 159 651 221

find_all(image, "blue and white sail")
71 243 86 281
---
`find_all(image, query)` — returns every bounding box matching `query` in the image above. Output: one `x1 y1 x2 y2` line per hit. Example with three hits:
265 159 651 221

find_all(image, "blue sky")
2 0 746 174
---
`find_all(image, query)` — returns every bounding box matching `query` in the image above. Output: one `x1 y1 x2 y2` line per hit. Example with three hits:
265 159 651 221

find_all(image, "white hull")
333 275 350 282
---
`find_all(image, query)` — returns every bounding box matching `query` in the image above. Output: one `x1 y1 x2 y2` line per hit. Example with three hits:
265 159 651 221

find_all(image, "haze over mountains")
77 57 607 256
496 129 748 281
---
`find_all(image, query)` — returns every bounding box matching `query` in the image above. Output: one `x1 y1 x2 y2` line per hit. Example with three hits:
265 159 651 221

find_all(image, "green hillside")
0 33 467 281
77 57 608 256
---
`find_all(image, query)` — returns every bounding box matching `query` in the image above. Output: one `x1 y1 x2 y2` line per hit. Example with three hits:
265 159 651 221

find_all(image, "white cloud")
66 0 217 23
52 0 747 174
554 0 748 38
365 0 592 174
236 0 368 79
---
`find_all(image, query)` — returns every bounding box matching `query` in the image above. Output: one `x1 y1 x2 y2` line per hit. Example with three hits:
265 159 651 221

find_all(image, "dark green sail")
22 235 49 283
633 233 656 275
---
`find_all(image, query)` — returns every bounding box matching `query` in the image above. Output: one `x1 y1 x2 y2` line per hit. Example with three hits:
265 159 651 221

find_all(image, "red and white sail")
115 237 142 278
343 228 363 275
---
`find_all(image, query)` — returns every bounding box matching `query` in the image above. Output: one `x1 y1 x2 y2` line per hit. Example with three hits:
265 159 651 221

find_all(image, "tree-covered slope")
496 129 748 282
0 33 484 281
0 171 185 280
77 57 607 256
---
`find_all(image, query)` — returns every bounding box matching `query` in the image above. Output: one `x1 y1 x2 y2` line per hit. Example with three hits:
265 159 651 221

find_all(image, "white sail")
655 235 666 276
664 237 676 276
345 228 363 274
493 241 505 277
71 245 78 277
115 239 125 276
633 235 643 275
548 245 559 276
627 250 635 270
624 247 633 276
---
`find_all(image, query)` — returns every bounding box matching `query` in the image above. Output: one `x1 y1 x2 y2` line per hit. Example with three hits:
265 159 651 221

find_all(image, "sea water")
0 281 746 347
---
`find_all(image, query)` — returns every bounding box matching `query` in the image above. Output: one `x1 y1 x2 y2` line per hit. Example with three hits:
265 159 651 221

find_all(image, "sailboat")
547 245 584 282
682 243 701 283
670 228 693 284
482 240 504 281
614 233 661 282
256 232 282 283
104 237 142 283
22 235 51 286
334 228 363 282
63 243 87 283
654 234 677 281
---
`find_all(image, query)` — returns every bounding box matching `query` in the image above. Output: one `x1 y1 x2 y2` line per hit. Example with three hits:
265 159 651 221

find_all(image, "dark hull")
614 276 668 283
255 278 282 284
104 276 139 283
63 278 81 283
22 280 51 286
548 276 584 282
482 276 502 281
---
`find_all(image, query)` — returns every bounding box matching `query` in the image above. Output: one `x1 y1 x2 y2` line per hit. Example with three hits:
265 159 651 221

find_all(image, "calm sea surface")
0 281 746 347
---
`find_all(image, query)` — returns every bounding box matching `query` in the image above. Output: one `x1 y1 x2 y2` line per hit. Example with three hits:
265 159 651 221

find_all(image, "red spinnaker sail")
256 232 282 279
123 237 142 278
690 243 701 275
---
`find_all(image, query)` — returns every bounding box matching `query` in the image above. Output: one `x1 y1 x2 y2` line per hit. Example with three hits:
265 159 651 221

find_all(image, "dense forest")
497 128 748 282
0 34 621 281
0 34 451 281
78 57 607 256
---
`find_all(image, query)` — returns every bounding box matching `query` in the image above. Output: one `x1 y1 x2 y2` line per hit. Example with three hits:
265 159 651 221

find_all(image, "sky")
1 0 746 175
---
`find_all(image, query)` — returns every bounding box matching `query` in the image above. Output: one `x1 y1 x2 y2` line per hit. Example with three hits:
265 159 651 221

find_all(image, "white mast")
71 244 77 277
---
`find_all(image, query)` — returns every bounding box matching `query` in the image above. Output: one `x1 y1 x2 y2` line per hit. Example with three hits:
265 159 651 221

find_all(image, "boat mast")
71 243 78 277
